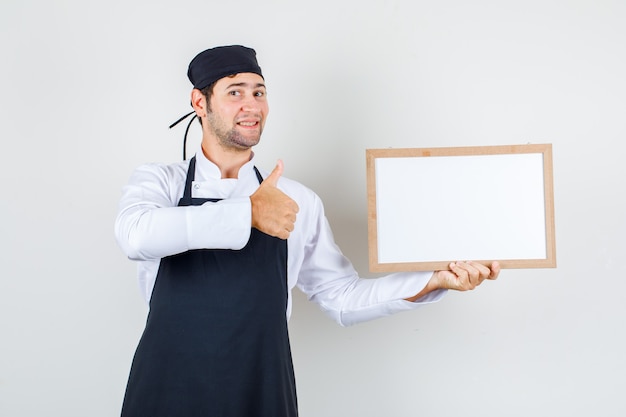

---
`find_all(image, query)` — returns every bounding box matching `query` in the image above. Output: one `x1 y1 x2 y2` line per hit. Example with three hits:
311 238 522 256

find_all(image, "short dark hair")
197 82 216 126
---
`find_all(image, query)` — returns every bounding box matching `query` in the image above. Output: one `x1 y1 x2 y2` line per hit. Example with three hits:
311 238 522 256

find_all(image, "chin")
231 139 260 150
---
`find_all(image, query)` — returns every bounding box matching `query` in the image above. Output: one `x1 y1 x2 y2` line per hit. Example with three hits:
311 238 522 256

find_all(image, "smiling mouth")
238 121 259 127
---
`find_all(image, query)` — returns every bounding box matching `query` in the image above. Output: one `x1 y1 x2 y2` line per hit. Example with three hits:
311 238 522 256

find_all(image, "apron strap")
180 156 264 206
181 156 197 201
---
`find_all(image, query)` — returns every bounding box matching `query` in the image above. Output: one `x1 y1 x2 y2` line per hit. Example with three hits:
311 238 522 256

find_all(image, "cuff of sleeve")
405 287 447 304
337 272 448 327
338 289 447 327
186 197 252 250
386 271 447 304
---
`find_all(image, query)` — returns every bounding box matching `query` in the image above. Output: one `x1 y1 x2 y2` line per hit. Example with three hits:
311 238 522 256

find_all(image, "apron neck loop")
170 111 197 160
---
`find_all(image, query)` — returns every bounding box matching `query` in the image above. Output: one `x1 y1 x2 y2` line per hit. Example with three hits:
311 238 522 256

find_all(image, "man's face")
204 72 268 151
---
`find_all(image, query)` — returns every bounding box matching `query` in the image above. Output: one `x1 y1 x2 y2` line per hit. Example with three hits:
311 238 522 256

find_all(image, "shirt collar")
194 148 256 181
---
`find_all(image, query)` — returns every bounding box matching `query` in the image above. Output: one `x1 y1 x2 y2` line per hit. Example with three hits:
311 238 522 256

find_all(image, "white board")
366 144 556 272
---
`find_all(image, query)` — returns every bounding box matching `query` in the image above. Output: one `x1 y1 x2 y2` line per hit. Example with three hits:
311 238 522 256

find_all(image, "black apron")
121 157 298 417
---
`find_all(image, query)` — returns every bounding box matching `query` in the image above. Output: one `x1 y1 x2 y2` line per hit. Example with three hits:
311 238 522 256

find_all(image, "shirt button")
194 184 201 190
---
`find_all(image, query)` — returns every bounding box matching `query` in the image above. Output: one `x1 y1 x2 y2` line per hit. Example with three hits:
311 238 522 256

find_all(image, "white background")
1 1 625 416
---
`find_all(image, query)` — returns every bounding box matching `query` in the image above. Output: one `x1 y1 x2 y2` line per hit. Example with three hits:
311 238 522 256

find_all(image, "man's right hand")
250 160 299 240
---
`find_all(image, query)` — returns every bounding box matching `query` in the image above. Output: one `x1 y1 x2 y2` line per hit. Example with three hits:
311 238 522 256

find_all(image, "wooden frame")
366 144 556 272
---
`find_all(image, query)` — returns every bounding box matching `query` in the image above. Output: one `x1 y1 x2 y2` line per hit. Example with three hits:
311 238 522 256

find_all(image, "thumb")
263 159 284 187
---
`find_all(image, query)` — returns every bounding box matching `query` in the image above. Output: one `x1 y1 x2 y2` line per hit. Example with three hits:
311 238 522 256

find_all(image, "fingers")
448 261 498 291
489 261 501 280
449 261 479 290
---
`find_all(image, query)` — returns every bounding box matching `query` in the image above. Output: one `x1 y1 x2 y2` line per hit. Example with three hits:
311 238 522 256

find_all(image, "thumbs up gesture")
250 160 299 240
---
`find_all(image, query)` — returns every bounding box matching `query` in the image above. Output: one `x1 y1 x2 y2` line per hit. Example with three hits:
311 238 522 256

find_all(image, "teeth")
239 121 257 126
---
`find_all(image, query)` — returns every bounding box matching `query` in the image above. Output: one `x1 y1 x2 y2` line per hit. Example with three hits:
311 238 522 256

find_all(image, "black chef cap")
187 45 263 90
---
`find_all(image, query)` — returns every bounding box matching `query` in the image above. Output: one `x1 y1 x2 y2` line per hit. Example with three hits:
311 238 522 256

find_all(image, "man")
115 45 500 417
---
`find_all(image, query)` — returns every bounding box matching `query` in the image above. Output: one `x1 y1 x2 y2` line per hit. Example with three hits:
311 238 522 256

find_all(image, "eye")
254 90 266 97
228 90 241 96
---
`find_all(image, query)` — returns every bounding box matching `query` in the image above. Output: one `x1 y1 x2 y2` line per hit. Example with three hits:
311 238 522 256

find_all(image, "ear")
191 89 207 117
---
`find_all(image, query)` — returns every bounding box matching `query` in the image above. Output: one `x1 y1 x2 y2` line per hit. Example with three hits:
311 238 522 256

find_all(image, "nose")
241 94 260 112
242 103 259 113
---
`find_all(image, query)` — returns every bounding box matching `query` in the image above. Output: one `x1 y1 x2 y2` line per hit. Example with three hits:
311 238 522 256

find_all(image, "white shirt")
114 150 446 326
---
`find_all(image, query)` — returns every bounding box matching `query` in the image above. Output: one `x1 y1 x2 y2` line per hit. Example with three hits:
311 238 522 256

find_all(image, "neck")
201 140 252 179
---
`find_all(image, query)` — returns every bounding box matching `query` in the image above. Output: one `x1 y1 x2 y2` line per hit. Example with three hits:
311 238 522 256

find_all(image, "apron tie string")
169 111 197 160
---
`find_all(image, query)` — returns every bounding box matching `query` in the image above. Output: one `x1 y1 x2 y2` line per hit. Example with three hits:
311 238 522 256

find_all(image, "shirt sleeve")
295 193 447 327
114 163 251 261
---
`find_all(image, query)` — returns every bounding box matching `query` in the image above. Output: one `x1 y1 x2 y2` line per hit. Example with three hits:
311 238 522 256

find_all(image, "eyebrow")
225 82 266 89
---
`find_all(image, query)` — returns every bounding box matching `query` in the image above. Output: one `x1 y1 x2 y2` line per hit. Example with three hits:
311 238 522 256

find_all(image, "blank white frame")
366 144 556 272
